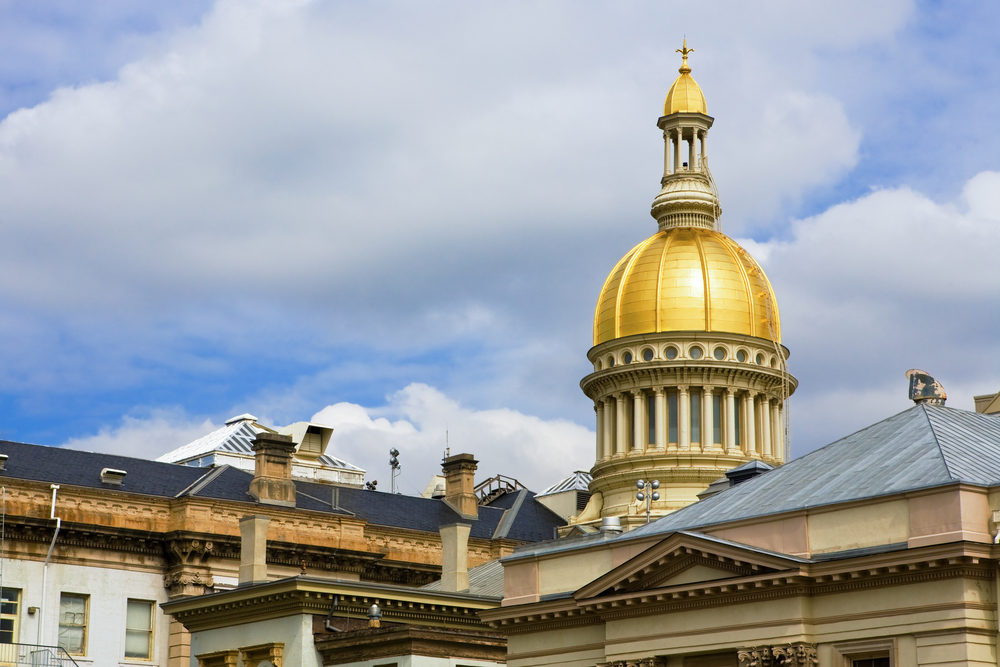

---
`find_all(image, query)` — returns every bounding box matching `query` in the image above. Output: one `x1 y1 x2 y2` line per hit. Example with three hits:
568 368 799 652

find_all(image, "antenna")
443 429 450 459
389 448 401 494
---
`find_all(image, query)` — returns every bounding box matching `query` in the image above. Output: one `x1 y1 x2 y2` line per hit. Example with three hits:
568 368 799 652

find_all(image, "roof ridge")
492 489 529 539
176 464 233 498
919 404 957 482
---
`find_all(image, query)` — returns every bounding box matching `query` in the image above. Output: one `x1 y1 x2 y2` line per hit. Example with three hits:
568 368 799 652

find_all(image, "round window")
770 356 778 368
756 353 764 365
608 356 615 368
642 348 654 362
713 347 726 361
623 351 633 364
595 360 603 371
736 350 747 363
665 346 678 360
689 346 703 360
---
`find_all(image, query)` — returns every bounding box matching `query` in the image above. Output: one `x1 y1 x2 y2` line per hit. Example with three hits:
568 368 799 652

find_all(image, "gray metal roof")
629 404 1000 538
538 470 592 496
421 558 505 598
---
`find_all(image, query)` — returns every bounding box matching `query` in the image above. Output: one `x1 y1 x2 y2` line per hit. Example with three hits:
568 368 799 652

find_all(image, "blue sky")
0 1 998 491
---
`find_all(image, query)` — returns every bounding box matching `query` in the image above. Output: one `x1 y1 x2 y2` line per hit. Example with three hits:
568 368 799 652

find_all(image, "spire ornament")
676 38 694 73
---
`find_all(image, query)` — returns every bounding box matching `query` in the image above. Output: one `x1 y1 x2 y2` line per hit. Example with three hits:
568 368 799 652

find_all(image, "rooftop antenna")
443 429 450 459
389 448 401 494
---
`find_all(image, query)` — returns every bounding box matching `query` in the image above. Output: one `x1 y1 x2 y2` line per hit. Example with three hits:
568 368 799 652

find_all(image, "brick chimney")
239 514 270 586
249 432 297 507
441 453 478 519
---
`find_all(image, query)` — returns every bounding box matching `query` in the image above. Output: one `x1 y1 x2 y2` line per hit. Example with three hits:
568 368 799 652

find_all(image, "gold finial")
676 38 693 74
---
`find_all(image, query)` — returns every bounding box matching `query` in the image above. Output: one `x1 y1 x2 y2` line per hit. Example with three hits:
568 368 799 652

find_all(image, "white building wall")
189 615 320 667
0 558 168 666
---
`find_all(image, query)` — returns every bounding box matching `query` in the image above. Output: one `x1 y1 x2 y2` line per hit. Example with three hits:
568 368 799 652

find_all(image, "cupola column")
761 399 772 459
673 129 681 172
700 130 707 166
654 389 667 448
595 403 604 461
688 131 696 169
603 397 616 458
745 392 757 455
725 389 737 452
615 394 628 455
678 386 690 449
702 387 714 449
632 391 646 451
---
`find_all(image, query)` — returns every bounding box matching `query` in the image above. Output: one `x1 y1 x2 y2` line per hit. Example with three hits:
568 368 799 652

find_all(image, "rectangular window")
712 393 722 444
853 660 890 667
667 391 677 443
0 588 20 644
58 593 88 656
125 599 154 659
689 389 701 443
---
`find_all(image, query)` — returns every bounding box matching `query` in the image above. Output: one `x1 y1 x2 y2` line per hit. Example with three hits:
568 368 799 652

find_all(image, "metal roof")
538 470 592 496
628 404 1000 538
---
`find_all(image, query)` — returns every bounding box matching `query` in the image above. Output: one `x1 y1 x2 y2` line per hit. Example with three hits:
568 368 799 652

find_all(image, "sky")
0 1 998 494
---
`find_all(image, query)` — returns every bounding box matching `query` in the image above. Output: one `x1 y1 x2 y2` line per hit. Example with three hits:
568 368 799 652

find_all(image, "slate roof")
0 440 563 542
628 403 1000 538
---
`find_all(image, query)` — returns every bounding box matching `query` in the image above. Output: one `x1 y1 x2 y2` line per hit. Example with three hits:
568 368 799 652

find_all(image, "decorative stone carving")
737 647 774 666
773 643 819 665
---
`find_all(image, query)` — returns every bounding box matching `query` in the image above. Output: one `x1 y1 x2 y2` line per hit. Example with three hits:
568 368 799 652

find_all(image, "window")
0 588 20 644
642 348 654 362
667 391 677 443
125 599 154 659
622 351 632 364
58 593 88 655
853 660 889 667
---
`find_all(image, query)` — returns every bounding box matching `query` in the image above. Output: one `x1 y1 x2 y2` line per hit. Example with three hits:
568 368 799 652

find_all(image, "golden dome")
594 227 781 345
663 40 707 115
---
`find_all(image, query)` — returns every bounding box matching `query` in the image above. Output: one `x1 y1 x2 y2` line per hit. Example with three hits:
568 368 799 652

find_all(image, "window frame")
833 638 894 666
0 587 21 645
58 592 89 656
124 598 155 660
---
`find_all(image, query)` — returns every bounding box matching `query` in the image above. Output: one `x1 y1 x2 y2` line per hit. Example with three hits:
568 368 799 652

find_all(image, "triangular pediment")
575 531 806 600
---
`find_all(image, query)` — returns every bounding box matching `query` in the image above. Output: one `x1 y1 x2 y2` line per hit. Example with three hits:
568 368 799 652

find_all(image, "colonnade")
594 386 783 462
663 127 707 174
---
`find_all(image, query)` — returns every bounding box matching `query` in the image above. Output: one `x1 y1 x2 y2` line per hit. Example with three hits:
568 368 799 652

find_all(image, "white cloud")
61 408 216 460
312 383 593 493
759 170 1000 453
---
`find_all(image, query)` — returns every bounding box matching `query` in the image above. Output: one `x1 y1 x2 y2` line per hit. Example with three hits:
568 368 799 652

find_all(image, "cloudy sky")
1 1 997 493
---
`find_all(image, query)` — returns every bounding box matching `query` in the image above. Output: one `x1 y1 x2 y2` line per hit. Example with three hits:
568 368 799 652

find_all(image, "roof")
508 403 1000 561
156 417 362 471
422 558 505 598
538 471 592 496
663 42 707 115
0 440 563 542
628 404 1000 538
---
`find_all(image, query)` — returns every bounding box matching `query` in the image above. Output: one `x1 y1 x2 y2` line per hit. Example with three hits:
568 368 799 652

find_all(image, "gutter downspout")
37 484 61 647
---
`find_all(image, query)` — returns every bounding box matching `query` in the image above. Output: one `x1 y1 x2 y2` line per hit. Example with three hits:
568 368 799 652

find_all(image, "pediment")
575 531 805 600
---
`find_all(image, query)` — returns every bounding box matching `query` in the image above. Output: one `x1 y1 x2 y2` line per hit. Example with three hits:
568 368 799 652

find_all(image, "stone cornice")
315 624 506 665
486 542 995 633
164 576 500 633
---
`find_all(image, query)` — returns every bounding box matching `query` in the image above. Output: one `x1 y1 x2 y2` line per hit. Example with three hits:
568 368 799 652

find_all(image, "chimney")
249 432 297 507
441 453 478 519
239 514 271 586
439 523 471 592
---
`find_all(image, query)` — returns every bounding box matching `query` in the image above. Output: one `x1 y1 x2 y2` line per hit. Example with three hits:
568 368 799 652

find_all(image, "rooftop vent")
100 468 127 485
600 516 623 535
225 413 258 426
906 369 947 406
0 454 7 471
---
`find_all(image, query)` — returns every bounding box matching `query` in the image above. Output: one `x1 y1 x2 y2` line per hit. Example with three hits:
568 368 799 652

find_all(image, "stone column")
673 129 681 172
702 387 713 450
761 398 772 459
603 397 616 458
615 394 628 455
770 400 781 462
700 130 707 167
745 392 757 455
776 403 785 461
663 130 672 176
725 389 737 453
688 130 695 169
632 391 645 451
654 389 667 449
595 403 604 461
678 385 690 450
